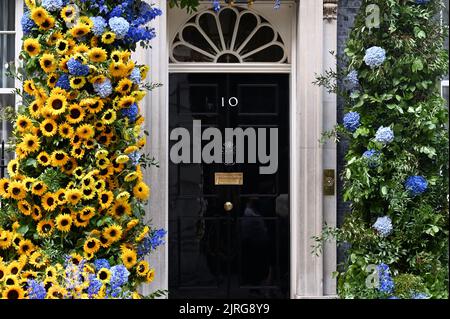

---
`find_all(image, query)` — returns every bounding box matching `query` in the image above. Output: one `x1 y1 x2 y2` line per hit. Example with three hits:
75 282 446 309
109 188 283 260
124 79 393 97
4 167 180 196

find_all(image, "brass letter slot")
214 172 243 185
323 169 335 196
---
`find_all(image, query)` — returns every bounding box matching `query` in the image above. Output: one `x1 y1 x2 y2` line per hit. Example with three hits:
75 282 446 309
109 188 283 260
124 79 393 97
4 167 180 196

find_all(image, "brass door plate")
214 172 243 185
323 169 335 196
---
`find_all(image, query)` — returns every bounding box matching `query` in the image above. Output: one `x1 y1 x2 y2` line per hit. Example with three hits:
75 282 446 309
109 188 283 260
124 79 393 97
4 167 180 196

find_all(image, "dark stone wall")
336 0 362 266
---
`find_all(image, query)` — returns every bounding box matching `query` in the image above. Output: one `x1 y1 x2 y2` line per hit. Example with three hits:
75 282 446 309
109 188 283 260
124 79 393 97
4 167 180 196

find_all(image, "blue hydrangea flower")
343 111 361 132
362 149 380 168
213 0 220 12
129 152 141 166
21 11 36 35
375 126 394 144
42 0 63 11
412 292 429 299
121 103 139 122
67 58 90 76
91 16 107 36
345 69 359 88
274 0 281 10
87 274 102 297
93 258 110 270
364 46 386 69
404 176 428 196
126 26 156 44
93 78 113 98
27 279 46 299
415 0 430 4
137 229 167 257
56 74 71 90
109 17 130 39
377 263 394 294
110 265 130 287
373 216 393 237
130 67 142 84
133 2 162 26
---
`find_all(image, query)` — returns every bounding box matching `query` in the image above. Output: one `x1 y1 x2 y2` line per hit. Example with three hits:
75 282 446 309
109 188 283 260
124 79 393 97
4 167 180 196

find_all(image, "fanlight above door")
170 6 287 63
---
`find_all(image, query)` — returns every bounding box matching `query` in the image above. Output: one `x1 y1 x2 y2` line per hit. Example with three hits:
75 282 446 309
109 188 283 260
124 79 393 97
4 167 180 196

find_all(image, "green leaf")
17 225 29 235
381 186 388 196
412 58 424 72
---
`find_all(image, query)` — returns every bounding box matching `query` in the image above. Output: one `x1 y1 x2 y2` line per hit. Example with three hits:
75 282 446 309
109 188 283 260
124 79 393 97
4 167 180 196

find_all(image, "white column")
322 0 338 297
135 0 169 297
293 0 324 299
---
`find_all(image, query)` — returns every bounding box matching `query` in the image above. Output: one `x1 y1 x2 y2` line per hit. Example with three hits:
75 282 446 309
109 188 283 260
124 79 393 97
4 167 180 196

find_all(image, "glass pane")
0 94 14 142
0 0 15 31
240 26 275 56
182 26 216 55
219 8 237 50
0 34 15 88
234 12 258 51
243 45 285 63
199 13 222 51
172 44 214 62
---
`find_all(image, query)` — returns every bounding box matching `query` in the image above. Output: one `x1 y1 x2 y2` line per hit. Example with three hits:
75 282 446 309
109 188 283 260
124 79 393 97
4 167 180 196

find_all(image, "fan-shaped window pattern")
170 7 287 63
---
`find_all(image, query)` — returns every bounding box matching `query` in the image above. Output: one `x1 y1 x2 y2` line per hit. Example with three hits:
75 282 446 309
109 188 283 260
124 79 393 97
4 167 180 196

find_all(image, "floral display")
343 111 361 132
372 216 392 237
404 175 428 197
315 0 448 299
0 0 164 299
363 46 386 69
374 126 394 144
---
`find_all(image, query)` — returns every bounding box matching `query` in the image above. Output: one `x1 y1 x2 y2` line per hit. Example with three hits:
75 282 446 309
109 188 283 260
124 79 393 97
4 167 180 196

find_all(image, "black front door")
168 73 290 299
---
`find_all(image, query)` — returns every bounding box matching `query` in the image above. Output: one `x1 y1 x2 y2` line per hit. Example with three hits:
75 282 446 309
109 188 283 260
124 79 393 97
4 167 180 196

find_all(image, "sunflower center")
99 271 108 280
44 60 52 67
110 230 117 237
61 219 68 226
74 79 82 85
34 183 43 190
58 42 67 51
122 84 129 91
43 224 51 232
42 20 50 28
52 99 63 110
101 194 108 203
11 267 19 274
87 241 95 248
27 45 36 52
55 153 65 160
44 123 54 132
7 290 19 299
116 205 125 216
27 140 35 147
70 109 81 118
22 244 30 252
12 187 21 195
19 120 27 127
47 197 54 206
6 278 15 285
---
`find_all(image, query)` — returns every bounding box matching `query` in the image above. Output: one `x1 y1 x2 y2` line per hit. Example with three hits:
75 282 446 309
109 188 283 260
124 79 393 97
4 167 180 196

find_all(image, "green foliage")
315 0 449 299
169 0 200 13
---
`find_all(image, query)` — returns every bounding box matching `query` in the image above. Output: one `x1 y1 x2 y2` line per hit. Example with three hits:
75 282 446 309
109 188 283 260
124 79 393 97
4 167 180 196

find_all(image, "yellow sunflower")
45 93 67 115
96 157 110 170
30 7 48 24
31 180 48 196
146 268 155 283
65 188 82 205
16 115 33 132
47 31 63 45
103 224 122 243
20 134 41 155
94 180 106 193
83 98 104 114
55 39 69 55
101 109 117 125
51 150 69 167
55 189 67 205
117 95 135 109
7 181 26 200
7 261 23 276
67 104 85 124
73 211 90 228
55 214 72 233
2 285 25 299
7 159 19 177
97 268 111 283
70 23 90 38
47 285 67 299
70 147 85 159
120 248 137 269
39 53 57 73
109 200 132 218
58 122 74 139
18 200 32 216
136 260 150 277
74 43 90 54
23 38 41 56
38 16 55 31
37 152 51 167
115 78 133 95
60 5 77 22
70 76 86 90
0 264 8 281
37 219 54 238
29 251 47 268
31 205 43 221
76 124 95 140
80 207 95 220
42 193 58 212
88 47 107 62
124 172 139 182
101 31 116 44
40 118 58 137
109 62 127 77
83 238 101 254
0 178 10 198
25 0 36 10
81 188 95 200
47 73 58 88
133 181 150 201
17 239 35 256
